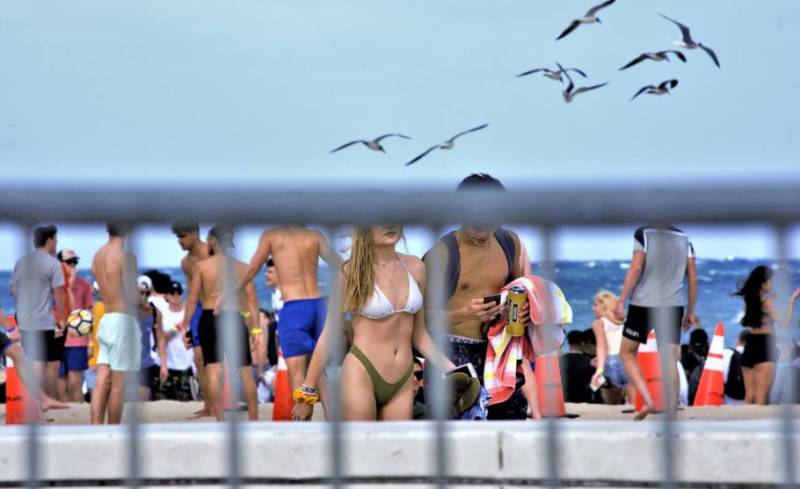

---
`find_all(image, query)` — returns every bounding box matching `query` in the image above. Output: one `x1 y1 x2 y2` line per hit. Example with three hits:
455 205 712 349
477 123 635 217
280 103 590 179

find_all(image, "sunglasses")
64 258 79 266
413 370 424 381
139 289 151 296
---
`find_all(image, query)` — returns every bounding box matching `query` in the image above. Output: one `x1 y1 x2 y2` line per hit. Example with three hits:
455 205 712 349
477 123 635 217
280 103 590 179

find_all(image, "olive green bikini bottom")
349 345 414 408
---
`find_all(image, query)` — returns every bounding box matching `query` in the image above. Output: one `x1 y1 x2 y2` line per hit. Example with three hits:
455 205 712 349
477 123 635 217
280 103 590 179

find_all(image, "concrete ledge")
0 421 797 486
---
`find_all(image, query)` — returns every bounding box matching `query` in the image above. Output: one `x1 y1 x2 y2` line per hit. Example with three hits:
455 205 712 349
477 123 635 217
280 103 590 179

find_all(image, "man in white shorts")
91 223 141 425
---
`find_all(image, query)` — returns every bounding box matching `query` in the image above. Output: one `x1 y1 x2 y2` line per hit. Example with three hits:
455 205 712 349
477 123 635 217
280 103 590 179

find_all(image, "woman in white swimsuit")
292 225 453 421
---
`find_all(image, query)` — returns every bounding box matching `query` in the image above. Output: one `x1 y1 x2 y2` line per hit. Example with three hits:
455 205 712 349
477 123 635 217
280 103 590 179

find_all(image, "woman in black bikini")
291 225 453 421
735 265 800 405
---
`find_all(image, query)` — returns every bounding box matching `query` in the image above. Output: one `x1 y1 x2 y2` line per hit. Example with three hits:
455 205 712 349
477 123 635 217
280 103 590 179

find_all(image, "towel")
484 275 571 405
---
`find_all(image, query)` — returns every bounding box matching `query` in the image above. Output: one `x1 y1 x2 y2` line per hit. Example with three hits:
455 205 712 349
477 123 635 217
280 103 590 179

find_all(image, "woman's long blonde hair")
344 226 376 312
343 225 406 312
594 289 621 324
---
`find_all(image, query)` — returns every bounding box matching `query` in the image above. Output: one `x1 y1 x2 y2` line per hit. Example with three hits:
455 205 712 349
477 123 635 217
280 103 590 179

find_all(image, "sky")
0 1 799 265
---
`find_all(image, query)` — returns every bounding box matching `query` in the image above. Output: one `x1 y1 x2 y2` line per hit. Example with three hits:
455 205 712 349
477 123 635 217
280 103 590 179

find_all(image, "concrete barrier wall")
0 421 796 486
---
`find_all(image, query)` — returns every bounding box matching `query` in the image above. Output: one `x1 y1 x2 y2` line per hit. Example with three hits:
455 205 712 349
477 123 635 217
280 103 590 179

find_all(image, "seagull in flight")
556 0 616 41
517 64 588 82
659 14 720 68
630 79 679 101
558 63 608 103
329 133 411 154
619 50 687 70
405 124 488 167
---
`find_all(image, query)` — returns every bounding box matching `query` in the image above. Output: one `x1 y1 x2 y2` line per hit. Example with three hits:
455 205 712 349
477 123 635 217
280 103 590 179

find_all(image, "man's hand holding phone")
468 295 501 323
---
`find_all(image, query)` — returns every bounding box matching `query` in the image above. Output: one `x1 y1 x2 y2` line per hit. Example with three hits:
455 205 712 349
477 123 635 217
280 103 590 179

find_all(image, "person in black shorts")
180 225 259 421
614 225 698 420
734 265 800 405
11 225 69 399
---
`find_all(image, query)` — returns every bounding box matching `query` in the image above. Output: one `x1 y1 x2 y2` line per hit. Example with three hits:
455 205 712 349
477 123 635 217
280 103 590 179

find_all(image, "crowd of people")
1 173 799 425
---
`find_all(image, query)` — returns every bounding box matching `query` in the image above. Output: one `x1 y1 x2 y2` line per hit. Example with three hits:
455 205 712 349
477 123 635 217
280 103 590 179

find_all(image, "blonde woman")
591 290 635 405
291 225 454 421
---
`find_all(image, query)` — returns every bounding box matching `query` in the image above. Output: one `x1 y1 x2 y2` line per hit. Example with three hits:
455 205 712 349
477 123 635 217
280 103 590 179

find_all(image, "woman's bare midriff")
349 313 414 381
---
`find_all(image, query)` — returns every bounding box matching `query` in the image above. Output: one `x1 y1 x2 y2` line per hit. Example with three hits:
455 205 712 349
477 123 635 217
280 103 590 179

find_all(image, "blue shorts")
59 346 89 376
189 305 203 348
277 297 326 358
604 354 629 388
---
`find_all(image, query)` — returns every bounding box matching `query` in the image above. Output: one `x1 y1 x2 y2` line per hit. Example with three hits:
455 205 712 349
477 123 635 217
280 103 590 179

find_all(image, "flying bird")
630 79 679 101
659 13 720 68
556 0 616 41
619 50 687 70
329 134 411 154
405 124 488 167
558 63 608 103
517 64 587 82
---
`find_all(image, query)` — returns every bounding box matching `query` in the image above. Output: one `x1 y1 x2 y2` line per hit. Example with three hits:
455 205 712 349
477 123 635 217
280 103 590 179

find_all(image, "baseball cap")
137 275 153 291
169 281 184 295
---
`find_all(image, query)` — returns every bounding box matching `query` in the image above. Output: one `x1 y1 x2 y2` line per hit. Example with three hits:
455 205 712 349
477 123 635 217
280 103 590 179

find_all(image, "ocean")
2 259 798 348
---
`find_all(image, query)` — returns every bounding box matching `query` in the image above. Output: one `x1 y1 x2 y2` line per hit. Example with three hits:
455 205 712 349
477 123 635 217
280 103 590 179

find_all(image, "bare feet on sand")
634 404 655 421
188 406 212 419
40 397 69 412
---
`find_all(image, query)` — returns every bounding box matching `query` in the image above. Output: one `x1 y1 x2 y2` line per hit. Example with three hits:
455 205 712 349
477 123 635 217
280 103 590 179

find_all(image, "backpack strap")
441 231 461 300
494 227 517 284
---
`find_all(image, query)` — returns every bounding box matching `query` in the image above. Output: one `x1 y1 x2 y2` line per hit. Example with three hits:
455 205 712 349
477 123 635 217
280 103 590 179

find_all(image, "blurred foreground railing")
1 182 799 489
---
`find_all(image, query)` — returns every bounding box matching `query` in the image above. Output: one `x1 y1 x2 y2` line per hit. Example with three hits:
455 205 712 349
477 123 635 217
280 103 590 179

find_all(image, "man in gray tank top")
614 225 698 420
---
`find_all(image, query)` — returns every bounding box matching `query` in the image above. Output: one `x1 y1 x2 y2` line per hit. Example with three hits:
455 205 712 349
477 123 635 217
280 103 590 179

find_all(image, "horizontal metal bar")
1 183 799 225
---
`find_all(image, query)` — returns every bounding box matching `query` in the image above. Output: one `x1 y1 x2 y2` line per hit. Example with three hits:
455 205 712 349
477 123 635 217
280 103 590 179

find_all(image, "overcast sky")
1 0 798 266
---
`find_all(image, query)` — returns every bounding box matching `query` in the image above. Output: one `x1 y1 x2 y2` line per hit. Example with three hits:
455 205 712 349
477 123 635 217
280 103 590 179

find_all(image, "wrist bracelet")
293 384 320 405
242 311 252 319
595 367 605 374
249 327 262 336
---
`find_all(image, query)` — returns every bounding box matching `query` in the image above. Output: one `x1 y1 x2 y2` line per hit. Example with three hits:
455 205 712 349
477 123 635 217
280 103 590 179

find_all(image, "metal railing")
1 182 799 488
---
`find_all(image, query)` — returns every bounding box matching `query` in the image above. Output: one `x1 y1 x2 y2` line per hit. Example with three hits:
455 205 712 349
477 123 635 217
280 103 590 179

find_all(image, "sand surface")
2 401 798 425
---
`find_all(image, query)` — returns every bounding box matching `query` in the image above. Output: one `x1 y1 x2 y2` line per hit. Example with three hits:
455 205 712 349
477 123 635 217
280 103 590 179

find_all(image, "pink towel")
483 276 570 405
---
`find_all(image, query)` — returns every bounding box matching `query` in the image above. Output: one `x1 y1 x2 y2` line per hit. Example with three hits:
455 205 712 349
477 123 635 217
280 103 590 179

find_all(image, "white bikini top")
357 257 423 320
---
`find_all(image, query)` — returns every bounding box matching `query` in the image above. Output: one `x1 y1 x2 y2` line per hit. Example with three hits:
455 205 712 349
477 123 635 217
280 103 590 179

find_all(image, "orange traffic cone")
5 355 40 424
272 350 292 421
634 330 665 412
693 324 726 406
535 353 566 417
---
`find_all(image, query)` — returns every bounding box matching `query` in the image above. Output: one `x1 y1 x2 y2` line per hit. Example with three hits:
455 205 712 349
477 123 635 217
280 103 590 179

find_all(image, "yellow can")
506 286 527 337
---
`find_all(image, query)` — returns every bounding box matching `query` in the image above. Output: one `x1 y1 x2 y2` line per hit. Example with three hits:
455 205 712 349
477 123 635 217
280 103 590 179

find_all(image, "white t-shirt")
160 306 195 371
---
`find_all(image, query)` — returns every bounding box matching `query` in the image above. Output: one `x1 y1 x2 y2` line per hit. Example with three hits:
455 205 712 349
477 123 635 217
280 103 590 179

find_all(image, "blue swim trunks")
278 297 326 358
59 346 89 377
189 305 203 348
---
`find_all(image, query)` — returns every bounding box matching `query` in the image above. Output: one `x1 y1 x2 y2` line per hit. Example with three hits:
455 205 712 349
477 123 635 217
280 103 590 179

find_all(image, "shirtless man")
425 174 540 420
240 226 341 397
181 225 259 421
172 223 212 417
91 224 141 424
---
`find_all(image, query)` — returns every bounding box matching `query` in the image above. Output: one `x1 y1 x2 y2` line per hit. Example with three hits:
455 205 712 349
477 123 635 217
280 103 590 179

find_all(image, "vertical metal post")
426 225 450 489
774 225 797 488
17 222 40 488
220 230 243 489
324 226 345 489
539 225 560 488
653 306 677 489
652 222 677 489
126 226 142 489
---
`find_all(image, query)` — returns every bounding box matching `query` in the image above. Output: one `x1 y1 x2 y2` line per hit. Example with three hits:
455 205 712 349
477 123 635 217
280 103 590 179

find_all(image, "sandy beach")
2 401 798 425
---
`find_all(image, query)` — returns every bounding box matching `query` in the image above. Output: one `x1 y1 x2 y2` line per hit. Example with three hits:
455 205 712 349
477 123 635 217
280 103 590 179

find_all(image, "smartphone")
444 363 478 379
483 294 501 305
